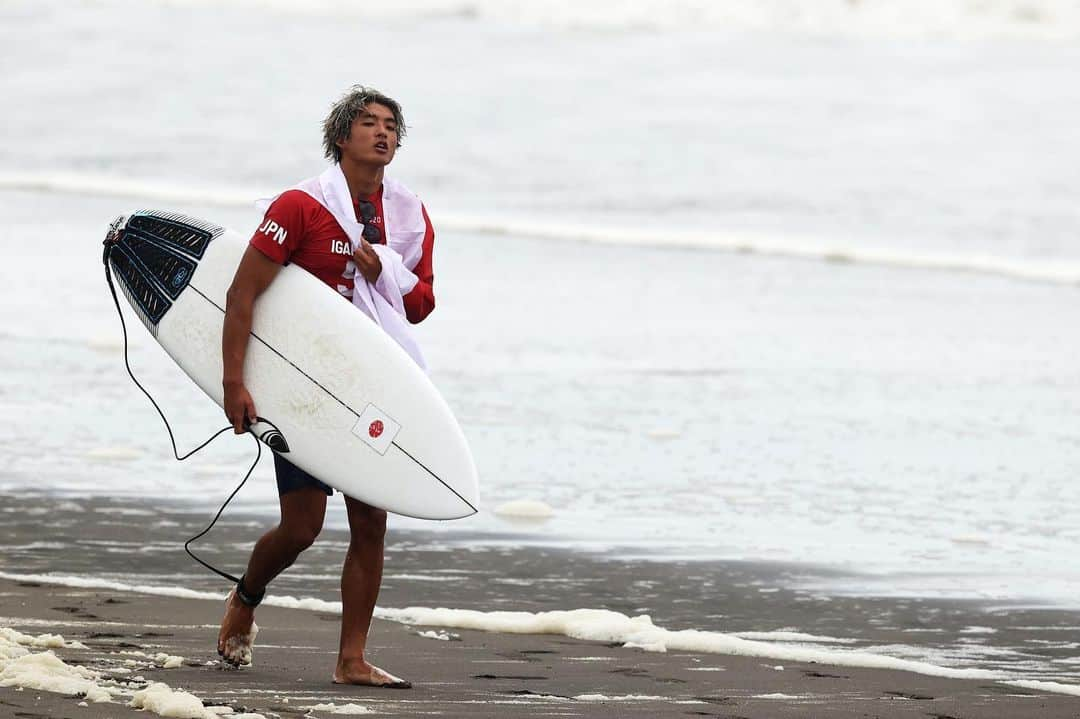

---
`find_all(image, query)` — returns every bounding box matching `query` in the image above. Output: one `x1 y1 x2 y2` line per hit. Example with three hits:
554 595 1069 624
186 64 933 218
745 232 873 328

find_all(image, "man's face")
337 102 399 167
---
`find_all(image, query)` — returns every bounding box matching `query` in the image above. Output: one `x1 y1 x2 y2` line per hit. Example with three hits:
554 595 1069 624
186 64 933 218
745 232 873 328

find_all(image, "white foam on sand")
1006 680 1080 698
374 606 1011 683
0 617 103 629
732 630 857 644
0 651 113 703
573 693 697 702
493 500 555 519
0 637 29 662
154 652 185 669
0 571 340 614
130 683 269 718
1 626 243 715
301 703 374 715
518 691 704 704
417 630 457 641
0 629 111 703
0 627 87 650
6 571 1080 698
0 572 226 602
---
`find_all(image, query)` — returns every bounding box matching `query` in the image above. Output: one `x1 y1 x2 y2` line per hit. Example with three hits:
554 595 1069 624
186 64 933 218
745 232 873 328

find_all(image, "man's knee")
278 488 327 553
281 517 323 553
348 506 387 547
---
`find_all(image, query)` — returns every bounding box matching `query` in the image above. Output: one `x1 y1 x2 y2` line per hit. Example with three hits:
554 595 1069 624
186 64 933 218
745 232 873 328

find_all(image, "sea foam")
6 570 1080 696
131 682 268 719
493 499 555 519
3 170 1078 288
0 628 111 703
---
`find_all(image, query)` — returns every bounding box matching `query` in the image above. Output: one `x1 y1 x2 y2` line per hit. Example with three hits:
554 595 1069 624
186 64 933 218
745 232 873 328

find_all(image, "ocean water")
3 0 1080 615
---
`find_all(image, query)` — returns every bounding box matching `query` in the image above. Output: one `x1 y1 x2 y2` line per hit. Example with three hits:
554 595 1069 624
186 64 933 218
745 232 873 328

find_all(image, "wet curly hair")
322 85 407 163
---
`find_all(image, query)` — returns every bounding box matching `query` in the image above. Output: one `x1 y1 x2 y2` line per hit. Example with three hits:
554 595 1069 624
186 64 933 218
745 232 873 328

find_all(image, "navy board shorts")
273 452 334 496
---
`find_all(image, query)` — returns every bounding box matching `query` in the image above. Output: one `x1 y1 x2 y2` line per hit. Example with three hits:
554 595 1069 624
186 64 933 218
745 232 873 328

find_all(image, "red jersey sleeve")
404 205 436 324
249 190 308 264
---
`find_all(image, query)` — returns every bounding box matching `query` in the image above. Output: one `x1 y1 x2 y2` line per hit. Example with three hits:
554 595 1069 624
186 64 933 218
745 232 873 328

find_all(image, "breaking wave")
3 170 1079 287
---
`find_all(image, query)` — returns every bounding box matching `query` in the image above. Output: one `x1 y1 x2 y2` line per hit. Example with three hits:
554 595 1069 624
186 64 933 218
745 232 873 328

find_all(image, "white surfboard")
104 210 478 520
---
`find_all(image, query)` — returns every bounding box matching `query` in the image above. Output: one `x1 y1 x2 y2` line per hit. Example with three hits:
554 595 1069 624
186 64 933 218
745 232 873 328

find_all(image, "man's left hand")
353 240 382 284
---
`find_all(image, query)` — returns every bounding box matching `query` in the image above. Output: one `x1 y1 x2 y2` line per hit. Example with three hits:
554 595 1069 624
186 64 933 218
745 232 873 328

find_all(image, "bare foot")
333 658 411 688
217 590 259 667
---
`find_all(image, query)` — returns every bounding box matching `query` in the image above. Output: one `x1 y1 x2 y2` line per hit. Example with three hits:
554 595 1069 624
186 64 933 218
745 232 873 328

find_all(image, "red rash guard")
249 188 435 324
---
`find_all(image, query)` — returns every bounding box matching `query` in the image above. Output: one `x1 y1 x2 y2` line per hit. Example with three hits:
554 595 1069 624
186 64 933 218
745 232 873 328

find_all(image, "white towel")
257 164 429 369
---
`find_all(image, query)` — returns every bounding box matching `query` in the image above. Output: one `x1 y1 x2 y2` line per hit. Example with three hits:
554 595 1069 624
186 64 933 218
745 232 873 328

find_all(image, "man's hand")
223 380 257 434
353 240 383 284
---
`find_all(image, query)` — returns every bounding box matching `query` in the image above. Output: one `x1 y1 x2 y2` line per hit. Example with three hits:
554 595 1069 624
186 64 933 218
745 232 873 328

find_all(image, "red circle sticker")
368 420 384 438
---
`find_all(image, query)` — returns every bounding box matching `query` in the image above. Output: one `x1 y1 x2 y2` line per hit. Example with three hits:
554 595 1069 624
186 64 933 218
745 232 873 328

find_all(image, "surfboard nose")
426 488 479 520
383 443 479 520
445 472 480 519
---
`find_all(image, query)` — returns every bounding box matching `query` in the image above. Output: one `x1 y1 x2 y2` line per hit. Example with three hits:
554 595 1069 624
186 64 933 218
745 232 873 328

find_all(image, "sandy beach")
2 495 1079 718
3 577 1079 719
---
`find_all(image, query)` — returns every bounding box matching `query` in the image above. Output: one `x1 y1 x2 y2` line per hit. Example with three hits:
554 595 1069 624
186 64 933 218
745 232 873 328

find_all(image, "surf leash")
103 235 256 586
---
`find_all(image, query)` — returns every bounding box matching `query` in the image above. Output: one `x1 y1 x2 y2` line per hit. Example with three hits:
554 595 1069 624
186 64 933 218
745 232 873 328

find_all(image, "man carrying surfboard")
216 86 435 687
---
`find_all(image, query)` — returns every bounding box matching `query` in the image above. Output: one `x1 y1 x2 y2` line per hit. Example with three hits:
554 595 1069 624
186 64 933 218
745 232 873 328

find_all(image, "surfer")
216 86 435 688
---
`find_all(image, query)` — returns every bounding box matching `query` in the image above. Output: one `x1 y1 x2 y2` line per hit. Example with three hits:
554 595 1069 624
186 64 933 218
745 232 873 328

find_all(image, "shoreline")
2 492 1080 693
2 577 1079 718
4 487 1075 611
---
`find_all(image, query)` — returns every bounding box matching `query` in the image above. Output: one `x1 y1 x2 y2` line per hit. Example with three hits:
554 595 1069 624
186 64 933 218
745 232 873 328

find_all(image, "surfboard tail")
103 211 224 334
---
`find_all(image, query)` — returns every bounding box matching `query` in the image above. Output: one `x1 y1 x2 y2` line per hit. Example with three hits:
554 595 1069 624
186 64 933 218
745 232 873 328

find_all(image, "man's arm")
222 246 282 433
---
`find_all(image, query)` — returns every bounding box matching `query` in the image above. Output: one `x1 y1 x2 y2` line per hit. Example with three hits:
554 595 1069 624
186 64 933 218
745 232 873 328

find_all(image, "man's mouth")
374 142 389 152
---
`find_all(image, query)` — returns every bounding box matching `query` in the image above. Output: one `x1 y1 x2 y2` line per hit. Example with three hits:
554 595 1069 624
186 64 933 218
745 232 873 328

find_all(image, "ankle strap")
235 575 265 608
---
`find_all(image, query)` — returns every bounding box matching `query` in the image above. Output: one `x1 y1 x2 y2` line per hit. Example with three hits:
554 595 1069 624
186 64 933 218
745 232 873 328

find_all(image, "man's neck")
339 160 384 200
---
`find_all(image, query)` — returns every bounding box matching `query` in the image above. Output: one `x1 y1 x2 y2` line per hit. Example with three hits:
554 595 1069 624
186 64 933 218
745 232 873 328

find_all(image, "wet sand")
2 494 1080 717
4 493 1080 677
2 577 1078 719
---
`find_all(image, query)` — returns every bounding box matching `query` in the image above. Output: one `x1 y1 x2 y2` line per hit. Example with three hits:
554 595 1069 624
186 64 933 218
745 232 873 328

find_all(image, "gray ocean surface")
2 0 1080 618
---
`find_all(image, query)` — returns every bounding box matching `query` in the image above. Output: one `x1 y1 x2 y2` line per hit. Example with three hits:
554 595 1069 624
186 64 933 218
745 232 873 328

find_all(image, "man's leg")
218 485 327 665
333 497 409 687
